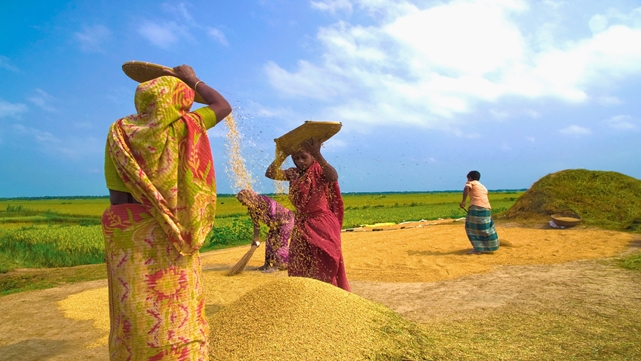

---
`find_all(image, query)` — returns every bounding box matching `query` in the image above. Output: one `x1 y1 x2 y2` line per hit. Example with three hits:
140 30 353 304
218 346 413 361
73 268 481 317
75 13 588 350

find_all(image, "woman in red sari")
265 139 350 291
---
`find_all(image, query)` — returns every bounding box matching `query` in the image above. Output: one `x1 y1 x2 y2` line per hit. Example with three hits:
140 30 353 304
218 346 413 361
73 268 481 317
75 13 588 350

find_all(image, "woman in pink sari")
102 65 231 361
265 139 350 291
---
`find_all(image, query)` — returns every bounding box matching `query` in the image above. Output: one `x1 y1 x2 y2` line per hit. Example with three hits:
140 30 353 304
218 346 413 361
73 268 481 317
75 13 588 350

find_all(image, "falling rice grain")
224 113 254 192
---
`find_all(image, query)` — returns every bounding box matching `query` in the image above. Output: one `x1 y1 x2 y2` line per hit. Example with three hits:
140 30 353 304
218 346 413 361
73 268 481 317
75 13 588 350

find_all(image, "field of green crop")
0 191 523 274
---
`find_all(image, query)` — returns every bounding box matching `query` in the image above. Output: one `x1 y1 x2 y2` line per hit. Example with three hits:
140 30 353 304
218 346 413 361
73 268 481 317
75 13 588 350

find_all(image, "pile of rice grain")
208 277 432 361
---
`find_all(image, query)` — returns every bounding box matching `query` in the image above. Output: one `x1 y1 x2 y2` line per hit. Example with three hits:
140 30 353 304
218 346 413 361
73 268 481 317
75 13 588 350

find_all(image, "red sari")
286 162 350 291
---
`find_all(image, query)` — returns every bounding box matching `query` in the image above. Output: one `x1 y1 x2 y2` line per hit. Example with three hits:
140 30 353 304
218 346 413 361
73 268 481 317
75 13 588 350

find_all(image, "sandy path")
0 279 108 361
351 259 641 324
0 222 638 361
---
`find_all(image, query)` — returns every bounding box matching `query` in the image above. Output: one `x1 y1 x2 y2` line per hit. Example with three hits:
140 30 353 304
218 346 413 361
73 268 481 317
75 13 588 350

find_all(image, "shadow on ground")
0 339 68 361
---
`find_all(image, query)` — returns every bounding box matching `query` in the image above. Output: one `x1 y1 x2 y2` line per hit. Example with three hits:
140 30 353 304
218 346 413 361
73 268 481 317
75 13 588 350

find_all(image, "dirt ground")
1 220 640 361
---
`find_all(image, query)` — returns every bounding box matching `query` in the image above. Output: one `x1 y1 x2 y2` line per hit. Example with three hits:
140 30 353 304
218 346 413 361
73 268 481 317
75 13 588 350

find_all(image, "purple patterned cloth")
248 195 293 266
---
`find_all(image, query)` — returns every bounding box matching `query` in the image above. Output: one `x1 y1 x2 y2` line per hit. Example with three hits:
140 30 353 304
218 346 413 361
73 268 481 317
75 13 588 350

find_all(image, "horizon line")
0 189 528 201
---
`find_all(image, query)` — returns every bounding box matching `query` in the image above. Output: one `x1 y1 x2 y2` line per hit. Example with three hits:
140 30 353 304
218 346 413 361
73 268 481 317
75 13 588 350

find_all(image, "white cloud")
467 133 480 139
74 25 111 52
12 124 103 159
604 115 638 131
0 56 19 72
589 14 609 34
207 27 229 46
595 95 622 106
559 125 591 136
27 89 56 112
311 0 353 14
266 0 641 128
265 60 347 101
0 99 28 118
13 124 60 143
386 0 527 76
140 3 228 49
162 2 193 22
138 21 183 48
490 109 512 119
250 105 297 119
489 108 539 120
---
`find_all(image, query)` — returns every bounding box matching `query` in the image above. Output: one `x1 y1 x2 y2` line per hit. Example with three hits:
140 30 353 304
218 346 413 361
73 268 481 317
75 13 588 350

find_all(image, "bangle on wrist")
193 80 203 90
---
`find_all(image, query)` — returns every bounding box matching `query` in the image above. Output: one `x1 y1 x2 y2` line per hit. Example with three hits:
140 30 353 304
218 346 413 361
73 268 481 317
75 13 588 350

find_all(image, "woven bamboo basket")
551 213 582 227
122 61 207 104
274 121 342 155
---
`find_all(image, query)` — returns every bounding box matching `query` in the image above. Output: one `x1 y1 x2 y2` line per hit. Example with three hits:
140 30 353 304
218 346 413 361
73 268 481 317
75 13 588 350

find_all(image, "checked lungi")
465 205 500 252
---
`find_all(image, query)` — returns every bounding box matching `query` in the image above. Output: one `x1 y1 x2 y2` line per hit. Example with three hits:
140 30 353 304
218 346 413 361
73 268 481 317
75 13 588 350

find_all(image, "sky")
1 0 641 197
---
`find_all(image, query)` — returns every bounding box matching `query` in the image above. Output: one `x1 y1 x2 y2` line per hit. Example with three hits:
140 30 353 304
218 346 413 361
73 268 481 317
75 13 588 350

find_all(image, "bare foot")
467 250 482 255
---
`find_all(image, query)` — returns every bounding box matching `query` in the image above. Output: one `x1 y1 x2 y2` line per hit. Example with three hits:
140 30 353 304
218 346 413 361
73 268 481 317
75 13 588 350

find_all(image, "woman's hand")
265 146 289 181
163 64 232 123
162 65 199 88
300 138 322 157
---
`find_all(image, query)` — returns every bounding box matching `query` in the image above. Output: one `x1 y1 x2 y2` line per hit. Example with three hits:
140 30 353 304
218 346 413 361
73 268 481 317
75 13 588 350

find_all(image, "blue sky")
1 0 641 197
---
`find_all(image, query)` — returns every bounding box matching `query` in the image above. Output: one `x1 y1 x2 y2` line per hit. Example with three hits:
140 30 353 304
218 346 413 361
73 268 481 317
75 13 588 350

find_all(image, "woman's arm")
163 65 232 124
301 138 338 183
265 148 289 181
244 209 262 246
252 222 261 246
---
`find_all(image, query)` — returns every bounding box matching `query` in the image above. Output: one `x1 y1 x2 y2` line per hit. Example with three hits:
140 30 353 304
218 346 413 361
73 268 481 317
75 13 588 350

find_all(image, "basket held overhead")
274 121 342 155
121 61 207 104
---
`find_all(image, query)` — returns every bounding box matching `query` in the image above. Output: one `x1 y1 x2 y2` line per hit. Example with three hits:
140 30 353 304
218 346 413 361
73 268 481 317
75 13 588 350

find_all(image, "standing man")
460 170 500 254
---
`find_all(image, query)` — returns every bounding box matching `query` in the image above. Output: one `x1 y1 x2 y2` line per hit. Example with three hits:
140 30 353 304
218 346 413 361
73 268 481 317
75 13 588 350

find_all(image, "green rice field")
0 191 523 274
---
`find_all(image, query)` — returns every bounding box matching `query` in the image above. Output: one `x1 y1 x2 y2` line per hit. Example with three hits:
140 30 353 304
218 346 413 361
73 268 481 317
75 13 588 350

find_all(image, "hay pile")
502 169 641 232
208 277 432 361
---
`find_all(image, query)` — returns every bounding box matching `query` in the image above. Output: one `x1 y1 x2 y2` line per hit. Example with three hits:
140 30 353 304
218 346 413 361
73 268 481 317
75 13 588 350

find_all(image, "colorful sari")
250 194 293 267
103 76 216 361
465 205 500 252
286 162 350 291
238 189 293 267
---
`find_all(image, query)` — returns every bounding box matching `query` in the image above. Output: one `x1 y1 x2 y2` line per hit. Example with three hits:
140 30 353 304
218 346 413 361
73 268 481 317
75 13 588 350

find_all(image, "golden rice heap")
208 277 432 361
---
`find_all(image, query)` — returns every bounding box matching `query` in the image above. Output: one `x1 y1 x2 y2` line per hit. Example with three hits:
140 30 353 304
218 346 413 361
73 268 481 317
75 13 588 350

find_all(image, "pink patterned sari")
103 76 216 361
286 162 350 291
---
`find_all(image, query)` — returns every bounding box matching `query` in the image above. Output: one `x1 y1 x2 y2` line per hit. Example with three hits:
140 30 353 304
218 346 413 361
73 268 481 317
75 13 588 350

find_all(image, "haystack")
208 277 432 361
502 169 641 232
